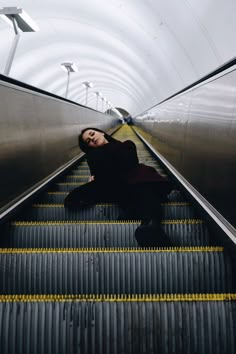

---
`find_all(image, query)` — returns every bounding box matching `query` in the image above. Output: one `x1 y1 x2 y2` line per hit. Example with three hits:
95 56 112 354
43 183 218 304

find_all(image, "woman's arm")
86 140 139 182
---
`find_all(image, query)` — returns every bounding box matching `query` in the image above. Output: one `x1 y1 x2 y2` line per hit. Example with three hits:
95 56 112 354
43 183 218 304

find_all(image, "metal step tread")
0 248 233 294
2 221 211 248
0 296 235 354
17 203 197 221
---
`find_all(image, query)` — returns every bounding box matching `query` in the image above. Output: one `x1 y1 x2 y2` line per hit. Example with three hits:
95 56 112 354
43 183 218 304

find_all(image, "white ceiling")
0 0 236 116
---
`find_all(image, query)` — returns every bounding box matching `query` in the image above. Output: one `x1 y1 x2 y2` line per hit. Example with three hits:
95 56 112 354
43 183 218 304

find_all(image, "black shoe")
135 224 172 247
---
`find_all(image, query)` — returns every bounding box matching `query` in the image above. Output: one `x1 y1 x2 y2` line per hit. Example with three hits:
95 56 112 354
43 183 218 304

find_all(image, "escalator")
0 124 235 353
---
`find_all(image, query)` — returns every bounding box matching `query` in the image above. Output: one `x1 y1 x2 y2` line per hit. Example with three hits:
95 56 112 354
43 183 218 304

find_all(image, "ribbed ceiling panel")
0 0 235 115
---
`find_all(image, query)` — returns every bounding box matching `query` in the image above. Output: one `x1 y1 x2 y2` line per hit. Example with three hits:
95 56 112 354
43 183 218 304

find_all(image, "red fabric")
127 163 166 184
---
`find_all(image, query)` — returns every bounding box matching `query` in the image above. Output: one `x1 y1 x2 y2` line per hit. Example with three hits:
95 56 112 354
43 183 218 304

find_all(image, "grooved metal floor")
0 125 235 354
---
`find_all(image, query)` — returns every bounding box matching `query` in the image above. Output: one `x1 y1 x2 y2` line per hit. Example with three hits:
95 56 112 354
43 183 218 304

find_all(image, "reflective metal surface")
134 67 236 226
0 80 119 209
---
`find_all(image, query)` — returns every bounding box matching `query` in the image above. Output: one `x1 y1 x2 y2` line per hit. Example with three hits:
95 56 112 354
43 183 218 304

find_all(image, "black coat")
64 139 172 210
86 140 167 186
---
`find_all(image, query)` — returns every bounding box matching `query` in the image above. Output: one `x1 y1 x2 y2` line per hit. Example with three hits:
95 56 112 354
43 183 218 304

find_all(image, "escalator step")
37 192 69 204
3 220 211 248
64 176 90 182
71 163 164 173
37 189 186 204
68 169 90 175
0 248 233 294
23 204 121 221
0 295 235 354
17 203 197 221
54 183 84 192
52 183 185 196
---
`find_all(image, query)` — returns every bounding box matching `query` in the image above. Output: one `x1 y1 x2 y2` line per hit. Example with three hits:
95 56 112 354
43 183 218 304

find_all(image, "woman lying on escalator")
64 127 173 247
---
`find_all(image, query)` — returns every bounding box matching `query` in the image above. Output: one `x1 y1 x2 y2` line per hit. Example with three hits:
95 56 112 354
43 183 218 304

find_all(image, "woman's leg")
64 181 126 208
121 183 162 221
126 183 171 247
64 181 113 208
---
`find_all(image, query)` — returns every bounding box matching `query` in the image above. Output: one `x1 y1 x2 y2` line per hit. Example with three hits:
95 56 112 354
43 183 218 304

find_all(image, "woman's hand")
88 175 95 182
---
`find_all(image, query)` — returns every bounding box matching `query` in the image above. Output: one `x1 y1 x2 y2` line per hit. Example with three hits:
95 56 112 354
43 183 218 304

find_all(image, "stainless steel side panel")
0 81 119 209
134 68 236 226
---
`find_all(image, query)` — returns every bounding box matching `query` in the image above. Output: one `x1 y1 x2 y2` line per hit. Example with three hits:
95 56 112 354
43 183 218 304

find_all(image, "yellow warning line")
163 202 189 206
12 219 203 226
0 293 235 303
66 175 90 178
46 194 188 205
32 202 190 208
0 247 223 253
32 203 116 208
33 204 63 208
12 220 141 225
161 219 203 225
57 183 84 186
48 192 68 195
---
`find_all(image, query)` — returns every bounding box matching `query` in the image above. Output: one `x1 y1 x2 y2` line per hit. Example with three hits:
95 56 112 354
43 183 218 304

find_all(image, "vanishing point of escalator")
0 125 235 354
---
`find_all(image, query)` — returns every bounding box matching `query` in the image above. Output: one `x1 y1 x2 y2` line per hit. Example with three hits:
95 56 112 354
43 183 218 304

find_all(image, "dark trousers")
64 181 170 222
64 181 127 207
120 183 163 222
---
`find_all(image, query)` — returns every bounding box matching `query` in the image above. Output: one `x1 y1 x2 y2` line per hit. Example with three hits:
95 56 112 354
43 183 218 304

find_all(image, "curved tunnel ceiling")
0 0 236 116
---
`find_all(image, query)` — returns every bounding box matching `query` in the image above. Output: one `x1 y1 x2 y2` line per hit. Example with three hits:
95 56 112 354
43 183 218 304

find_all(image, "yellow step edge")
32 203 115 208
57 183 84 186
32 202 190 208
0 247 224 253
48 192 68 195
12 219 203 226
66 175 90 178
1 293 235 303
47 192 186 202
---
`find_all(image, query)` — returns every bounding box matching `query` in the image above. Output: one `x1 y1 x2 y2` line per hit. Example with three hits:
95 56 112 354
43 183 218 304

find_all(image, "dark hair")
78 127 118 153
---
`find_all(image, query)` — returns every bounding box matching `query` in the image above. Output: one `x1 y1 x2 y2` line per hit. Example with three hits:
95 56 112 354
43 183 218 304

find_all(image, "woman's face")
82 129 109 148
